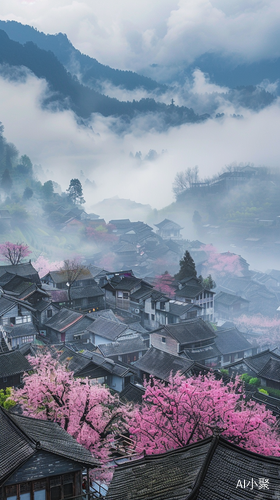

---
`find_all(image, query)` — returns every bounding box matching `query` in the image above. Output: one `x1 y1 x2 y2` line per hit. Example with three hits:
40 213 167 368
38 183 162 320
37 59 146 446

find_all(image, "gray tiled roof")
86 317 128 341
133 346 196 381
106 438 212 500
5 322 38 339
44 308 83 332
153 318 216 346
0 263 40 284
215 291 249 306
215 327 252 355
0 350 32 377
183 343 221 362
97 337 147 357
106 436 280 500
258 357 280 382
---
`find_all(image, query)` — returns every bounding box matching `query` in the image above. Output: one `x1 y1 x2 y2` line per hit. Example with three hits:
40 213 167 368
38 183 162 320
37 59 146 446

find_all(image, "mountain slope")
0 20 167 93
0 30 207 126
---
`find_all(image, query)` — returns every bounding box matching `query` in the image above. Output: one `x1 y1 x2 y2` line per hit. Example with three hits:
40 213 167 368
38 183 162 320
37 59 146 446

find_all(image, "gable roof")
0 350 32 377
152 318 216 346
42 268 94 284
0 407 98 485
86 317 129 341
258 357 280 382
44 308 83 332
106 436 280 500
133 346 199 381
154 219 183 230
0 263 40 284
215 327 252 355
97 337 148 357
214 291 249 306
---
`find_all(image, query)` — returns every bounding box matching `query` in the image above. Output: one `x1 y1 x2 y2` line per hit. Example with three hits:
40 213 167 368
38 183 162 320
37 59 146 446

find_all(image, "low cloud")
1 0 280 75
0 69 280 218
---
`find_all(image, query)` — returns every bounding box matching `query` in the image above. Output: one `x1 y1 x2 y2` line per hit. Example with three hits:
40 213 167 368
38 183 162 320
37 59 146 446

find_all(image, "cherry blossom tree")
200 244 243 278
13 354 131 479
0 241 31 265
154 272 175 297
129 372 280 456
235 314 280 346
33 255 64 278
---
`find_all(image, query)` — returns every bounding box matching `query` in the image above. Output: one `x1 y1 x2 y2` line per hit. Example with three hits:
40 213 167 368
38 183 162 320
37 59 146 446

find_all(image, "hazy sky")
0 1 279 214
1 0 280 71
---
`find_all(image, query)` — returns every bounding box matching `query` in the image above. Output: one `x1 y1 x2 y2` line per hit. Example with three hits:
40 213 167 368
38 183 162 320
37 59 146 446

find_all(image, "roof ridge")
1 407 37 449
186 436 220 499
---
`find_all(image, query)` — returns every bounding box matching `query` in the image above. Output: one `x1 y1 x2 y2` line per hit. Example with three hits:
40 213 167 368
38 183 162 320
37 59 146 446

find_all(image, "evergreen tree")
174 250 197 281
67 178 85 204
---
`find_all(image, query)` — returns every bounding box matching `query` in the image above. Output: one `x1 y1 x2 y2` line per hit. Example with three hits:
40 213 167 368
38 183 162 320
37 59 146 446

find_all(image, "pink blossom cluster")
130 372 280 456
201 244 243 277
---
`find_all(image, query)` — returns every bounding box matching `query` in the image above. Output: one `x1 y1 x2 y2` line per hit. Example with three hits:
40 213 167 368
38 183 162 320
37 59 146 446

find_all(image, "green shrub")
258 388 269 395
265 387 280 399
241 373 251 384
248 377 260 387
220 369 229 376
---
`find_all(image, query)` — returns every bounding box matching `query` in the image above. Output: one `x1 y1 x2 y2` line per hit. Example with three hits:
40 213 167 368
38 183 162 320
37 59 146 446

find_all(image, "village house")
214 291 249 321
154 219 183 240
0 295 35 328
133 346 207 383
142 290 200 330
0 350 32 389
58 345 137 392
103 274 153 316
96 336 148 364
46 284 105 313
43 308 93 343
225 349 280 391
0 406 98 500
215 325 254 365
41 268 96 289
84 317 134 346
0 262 40 285
150 317 218 363
175 276 215 321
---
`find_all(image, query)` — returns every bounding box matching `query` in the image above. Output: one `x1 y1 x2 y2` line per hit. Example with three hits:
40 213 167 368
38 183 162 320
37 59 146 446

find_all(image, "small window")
123 292 129 299
151 301 155 310
117 291 123 298
161 337 166 343
47 309 52 318
160 302 165 310
151 314 155 321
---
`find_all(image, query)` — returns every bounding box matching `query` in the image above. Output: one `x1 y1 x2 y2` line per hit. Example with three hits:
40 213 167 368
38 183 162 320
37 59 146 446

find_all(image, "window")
47 309 52 318
117 291 123 298
160 302 165 310
151 314 155 321
123 292 129 299
161 337 166 343
151 301 155 310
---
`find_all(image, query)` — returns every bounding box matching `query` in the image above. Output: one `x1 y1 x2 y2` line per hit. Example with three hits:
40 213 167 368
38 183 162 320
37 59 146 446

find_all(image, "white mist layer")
0 72 280 212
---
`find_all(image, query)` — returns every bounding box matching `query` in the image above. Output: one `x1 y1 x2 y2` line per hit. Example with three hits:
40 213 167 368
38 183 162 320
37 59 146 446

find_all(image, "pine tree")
174 250 197 281
67 178 85 204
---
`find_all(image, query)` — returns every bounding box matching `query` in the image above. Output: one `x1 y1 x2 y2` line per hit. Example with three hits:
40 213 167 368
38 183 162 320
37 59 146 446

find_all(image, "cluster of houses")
1 240 280 499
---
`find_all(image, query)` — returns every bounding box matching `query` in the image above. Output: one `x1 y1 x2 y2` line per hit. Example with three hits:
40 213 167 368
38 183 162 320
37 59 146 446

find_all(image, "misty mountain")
0 20 167 94
0 29 207 127
183 53 280 93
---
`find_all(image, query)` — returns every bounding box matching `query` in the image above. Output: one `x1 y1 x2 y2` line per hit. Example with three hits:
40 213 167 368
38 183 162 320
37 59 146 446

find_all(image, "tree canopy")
0 241 31 265
67 178 85 205
174 250 197 281
130 372 280 456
